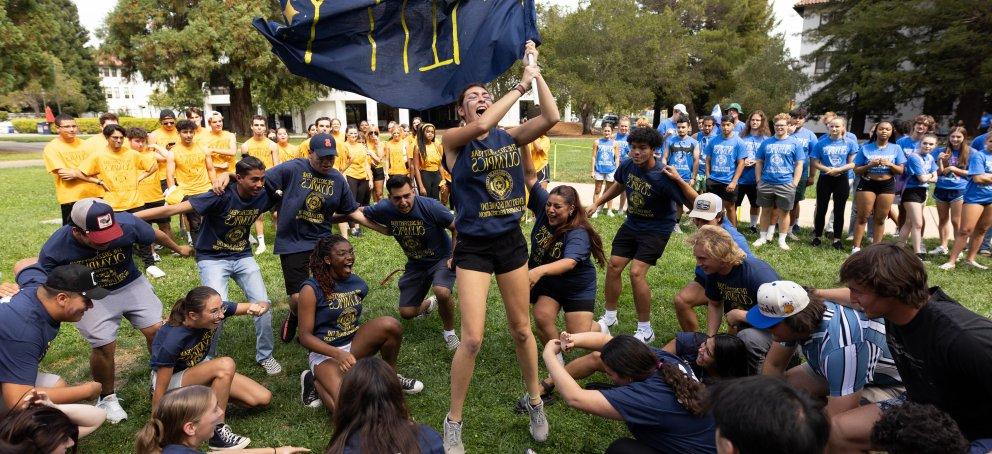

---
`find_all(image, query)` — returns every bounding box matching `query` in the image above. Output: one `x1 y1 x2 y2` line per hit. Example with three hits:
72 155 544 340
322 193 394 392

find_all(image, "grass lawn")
0 152 42 162
2 164 991 453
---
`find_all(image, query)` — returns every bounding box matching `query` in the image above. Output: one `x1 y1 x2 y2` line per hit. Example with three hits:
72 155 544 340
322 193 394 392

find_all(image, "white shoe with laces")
444 332 461 351
397 374 424 394
146 265 166 278
258 356 282 375
965 260 988 270
633 326 655 344
416 296 438 319
753 237 768 248
525 398 549 442
443 415 465 454
96 394 128 424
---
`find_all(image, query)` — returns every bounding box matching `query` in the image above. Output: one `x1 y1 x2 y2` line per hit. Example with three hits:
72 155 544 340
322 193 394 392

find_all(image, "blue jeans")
197 257 274 363
982 229 992 252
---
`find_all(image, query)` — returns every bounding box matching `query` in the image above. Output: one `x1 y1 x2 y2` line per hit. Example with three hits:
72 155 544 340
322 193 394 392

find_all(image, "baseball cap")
70 198 123 244
673 104 688 115
44 264 110 300
310 133 337 158
728 103 743 114
746 280 809 329
688 193 723 221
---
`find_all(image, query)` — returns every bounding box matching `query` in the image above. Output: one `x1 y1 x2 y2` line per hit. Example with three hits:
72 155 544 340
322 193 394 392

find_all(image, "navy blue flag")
253 0 539 111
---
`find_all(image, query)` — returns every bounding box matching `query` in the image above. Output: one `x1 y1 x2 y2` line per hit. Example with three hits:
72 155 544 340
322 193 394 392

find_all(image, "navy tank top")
445 128 526 237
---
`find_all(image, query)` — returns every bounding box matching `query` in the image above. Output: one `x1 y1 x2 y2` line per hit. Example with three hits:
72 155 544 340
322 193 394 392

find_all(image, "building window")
814 55 829 75
124 88 132 99
113 87 120 98
105 88 113 99
819 12 833 26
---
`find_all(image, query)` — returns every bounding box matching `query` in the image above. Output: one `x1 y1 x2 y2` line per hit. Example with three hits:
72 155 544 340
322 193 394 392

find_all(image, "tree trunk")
580 104 593 135
652 92 663 129
228 80 253 136
300 108 307 134
686 102 699 134
955 88 983 135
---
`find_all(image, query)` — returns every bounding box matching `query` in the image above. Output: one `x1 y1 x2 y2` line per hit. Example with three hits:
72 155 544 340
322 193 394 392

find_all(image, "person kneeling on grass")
136 385 309 454
150 286 274 450
542 332 716 454
298 235 424 410
325 357 444 454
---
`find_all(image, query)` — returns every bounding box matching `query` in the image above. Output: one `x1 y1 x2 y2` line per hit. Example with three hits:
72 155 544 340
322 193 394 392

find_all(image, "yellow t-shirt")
529 135 551 172
201 130 236 171
416 141 443 172
367 141 384 169
136 147 165 204
297 139 311 157
243 137 277 169
277 142 300 162
331 131 345 148
43 137 103 204
78 146 155 211
341 141 369 180
150 127 181 181
385 140 408 176
170 142 213 195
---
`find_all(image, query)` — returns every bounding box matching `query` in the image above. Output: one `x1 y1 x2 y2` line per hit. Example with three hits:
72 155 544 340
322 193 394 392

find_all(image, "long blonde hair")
686 225 746 266
135 385 214 453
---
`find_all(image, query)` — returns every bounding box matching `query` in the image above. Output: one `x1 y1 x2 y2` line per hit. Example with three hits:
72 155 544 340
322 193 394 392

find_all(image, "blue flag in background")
253 0 539 110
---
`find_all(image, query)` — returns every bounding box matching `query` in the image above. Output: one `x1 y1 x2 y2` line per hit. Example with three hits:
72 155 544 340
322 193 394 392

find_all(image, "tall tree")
804 0 992 134
103 0 327 134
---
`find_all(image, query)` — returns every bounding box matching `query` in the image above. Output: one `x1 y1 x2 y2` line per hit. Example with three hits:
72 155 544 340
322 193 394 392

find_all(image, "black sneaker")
811 237 822 247
280 312 298 343
300 370 321 408
832 240 844 251
208 424 250 450
747 225 758 234
397 374 424 394
514 391 556 413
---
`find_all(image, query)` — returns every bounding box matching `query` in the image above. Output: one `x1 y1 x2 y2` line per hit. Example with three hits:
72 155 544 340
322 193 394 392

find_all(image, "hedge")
11 117 161 134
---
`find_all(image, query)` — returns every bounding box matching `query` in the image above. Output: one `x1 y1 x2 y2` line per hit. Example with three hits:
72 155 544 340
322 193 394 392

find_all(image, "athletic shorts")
75 275 163 348
756 182 797 211
794 180 808 203
398 258 455 308
280 250 312 295
0 372 61 411
933 187 964 203
453 229 528 275
593 171 615 182
674 331 709 365
901 187 928 204
140 200 170 224
537 165 550 183
308 343 352 372
610 224 671 266
856 177 896 195
372 167 385 182
530 280 595 313
706 180 737 204
150 367 187 392
735 183 758 207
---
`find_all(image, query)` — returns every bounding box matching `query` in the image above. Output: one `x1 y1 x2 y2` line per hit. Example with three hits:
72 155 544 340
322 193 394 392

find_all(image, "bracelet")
514 83 527 96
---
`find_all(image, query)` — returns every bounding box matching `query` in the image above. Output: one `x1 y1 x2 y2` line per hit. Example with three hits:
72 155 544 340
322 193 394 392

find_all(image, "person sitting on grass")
297 235 424 411
542 333 716 454
750 280 903 452
136 385 309 454
661 333 752 382
149 286 274 451
324 357 444 454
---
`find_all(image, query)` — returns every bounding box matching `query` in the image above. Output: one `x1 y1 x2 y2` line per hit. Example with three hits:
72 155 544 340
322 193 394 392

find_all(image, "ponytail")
134 418 166 454
134 385 215 453
657 362 705 416
167 286 220 326
601 335 706 417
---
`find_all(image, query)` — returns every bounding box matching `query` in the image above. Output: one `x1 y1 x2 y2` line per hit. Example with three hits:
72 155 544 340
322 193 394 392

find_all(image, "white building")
97 57 164 118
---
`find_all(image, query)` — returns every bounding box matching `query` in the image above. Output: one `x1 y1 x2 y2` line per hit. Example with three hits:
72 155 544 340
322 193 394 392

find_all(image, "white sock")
257 234 265 242
750 215 759 225
603 310 618 321
637 321 652 332
443 329 456 338
779 232 789 243
759 231 767 240
766 225 776 237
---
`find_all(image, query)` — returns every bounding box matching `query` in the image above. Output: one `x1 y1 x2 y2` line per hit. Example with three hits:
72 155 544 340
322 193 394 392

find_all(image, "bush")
9 117 160 134
76 118 101 134
12 118 42 133
0 111 8 122
119 117 161 132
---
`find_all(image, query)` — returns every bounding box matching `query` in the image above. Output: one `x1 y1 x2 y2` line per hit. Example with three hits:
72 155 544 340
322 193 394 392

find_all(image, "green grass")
0 151 42 162
0 134 96 143
2 165 991 453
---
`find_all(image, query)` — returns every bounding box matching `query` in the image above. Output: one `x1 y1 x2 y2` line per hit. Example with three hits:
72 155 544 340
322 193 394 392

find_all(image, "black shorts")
140 200 170 224
372 167 385 182
453 229 528 274
280 250 312 295
706 180 737 204
60 201 75 226
857 177 896 195
531 281 595 313
736 183 758 207
901 187 928 204
398 258 455 308
610 224 670 266
933 187 964 203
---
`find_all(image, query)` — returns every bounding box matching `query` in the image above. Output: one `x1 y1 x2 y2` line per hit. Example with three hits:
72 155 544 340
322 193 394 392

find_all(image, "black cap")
45 264 110 300
310 133 337 157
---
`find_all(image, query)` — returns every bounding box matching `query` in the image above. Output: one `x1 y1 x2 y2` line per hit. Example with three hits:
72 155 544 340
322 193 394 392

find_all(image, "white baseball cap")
688 193 723 221
673 104 688 115
746 281 810 329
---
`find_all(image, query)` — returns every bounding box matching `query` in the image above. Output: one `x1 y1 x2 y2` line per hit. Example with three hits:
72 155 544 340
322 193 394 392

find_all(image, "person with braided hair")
296 235 424 410
542 333 716 454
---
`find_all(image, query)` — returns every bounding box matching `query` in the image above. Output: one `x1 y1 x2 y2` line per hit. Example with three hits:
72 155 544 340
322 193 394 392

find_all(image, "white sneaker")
606 209 615 217
255 243 266 254
146 265 166 278
96 394 128 424
597 314 618 330
444 332 461 351
633 326 655 344
965 260 988 270
851 247 861 255
938 262 955 270
151 251 162 262
249 235 258 245
258 356 282 375
929 245 949 255
778 241 791 251
591 209 600 219
417 295 438 319
787 232 799 241
397 374 424 394
596 318 611 335
525 398 549 442
443 415 465 454
753 237 768 248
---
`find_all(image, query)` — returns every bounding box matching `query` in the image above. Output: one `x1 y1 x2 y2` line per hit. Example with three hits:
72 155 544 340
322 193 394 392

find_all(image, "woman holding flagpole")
439 40 559 453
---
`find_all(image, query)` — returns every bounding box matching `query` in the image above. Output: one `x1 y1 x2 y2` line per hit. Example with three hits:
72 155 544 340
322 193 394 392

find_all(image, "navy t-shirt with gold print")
303 275 369 348
150 301 237 373
265 158 358 255
363 196 453 265
188 181 277 261
445 128 525 237
615 158 688 234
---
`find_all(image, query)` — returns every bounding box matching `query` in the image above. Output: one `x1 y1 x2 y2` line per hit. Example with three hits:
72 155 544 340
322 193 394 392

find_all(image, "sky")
72 0 804 57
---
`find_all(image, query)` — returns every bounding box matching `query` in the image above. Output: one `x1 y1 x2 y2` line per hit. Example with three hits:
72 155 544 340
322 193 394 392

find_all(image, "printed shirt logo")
96 213 113 229
486 169 513 200
324 139 331 147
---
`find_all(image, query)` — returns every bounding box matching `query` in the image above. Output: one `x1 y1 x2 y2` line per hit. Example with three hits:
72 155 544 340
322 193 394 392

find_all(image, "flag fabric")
44 105 55 123
253 0 539 111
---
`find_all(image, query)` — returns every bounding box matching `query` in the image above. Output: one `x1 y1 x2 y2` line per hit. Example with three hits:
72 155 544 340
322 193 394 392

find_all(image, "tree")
103 0 328 135
1 58 88 115
804 0 992 134
722 36 808 118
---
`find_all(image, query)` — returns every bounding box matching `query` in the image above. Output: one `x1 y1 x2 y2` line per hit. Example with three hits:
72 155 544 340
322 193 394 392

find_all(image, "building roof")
794 0 831 14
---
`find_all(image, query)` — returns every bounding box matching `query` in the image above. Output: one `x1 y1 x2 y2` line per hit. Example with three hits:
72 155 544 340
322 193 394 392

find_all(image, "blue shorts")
934 187 965 203
398 258 455 308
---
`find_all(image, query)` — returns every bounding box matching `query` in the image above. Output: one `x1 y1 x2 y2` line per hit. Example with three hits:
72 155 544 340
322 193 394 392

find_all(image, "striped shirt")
788 302 902 397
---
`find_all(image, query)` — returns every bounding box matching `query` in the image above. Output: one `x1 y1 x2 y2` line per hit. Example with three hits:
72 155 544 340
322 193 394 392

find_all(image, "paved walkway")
550 181 943 239
0 141 45 152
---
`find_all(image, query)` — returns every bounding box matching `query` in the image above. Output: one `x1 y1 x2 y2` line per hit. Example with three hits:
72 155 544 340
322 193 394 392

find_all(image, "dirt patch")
548 122 584 137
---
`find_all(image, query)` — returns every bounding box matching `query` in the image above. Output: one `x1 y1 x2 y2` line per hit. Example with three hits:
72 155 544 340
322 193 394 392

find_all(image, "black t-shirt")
886 287 992 441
